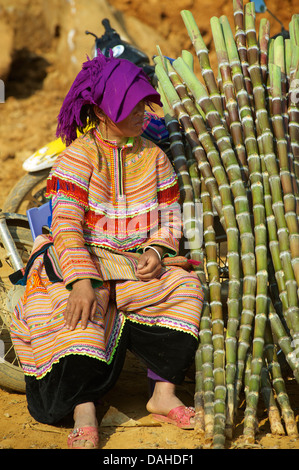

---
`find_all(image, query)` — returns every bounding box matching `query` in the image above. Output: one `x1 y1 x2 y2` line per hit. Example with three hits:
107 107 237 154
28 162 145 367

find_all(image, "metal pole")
0 212 24 271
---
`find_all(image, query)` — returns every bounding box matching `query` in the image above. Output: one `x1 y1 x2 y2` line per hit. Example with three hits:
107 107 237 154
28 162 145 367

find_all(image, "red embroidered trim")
46 176 89 207
157 181 179 205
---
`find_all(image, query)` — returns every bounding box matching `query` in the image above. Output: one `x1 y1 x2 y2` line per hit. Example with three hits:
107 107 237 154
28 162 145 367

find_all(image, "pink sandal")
151 405 195 429
67 426 99 449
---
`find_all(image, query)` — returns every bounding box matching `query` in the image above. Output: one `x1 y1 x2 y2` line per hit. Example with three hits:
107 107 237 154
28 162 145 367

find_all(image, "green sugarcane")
258 128 289 320
220 16 268 326
243 278 268 441
217 67 231 129
211 16 249 183
285 38 291 81
184 137 203 265
192 236 215 440
158 61 229 444
273 36 289 133
264 320 298 437
158 75 213 439
244 351 252 400
180 10 226 127
266 38 274 116
245 3 299 347
232 0 254 113
260 360 285 436
199 294 215 442
194 345 205 434
269 63 299 288
181 49 194 71
157 82 203 262
287 68 299 219
270 37 298 227
288 16 299 214
258 18 270 86
163 58 231 231
281 37 299 217
219 13 267 437
268 299 299 384
167 55 241 434
201 179 226 448
156 62 224 229
172 56 256 409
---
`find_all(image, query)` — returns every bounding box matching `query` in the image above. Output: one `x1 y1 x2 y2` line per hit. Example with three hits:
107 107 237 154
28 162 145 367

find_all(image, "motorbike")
2 18 158 214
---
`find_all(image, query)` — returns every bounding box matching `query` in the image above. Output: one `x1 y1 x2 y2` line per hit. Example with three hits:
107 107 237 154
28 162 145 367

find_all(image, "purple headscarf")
56 51 162 145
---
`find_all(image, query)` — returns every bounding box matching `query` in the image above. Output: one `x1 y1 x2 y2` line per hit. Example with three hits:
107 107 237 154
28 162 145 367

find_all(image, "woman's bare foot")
146 381 186 415
70 402 99 448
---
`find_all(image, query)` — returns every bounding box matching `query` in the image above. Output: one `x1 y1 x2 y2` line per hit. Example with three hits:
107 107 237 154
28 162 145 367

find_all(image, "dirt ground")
0 0 299 451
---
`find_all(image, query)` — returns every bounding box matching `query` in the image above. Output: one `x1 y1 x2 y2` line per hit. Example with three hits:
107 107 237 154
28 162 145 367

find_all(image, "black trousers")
25 320 198 424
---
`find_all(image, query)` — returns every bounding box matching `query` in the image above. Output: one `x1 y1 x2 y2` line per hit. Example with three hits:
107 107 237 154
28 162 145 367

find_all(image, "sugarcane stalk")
158 74 214 440
287 59 299 220
243 273 268 442
268 299 299 383
156 62 224 229
201 179 226 448
199 294 215 443
288 16 299 214
264 320 299 436
154 1 299 447
269 63 299 287
164 60 229 228
245 3 299 348
211 16 249 183
170 56 242 432
278 36 299 219
273 36 289 133
157 82 203 262
180 10 226 127
270 36 297 214
193 238 215 441
260 360 285 436
194 345 205 433
173 56 256 412
232 0 254 112
258 18 270 86
244 351 252 400
219 14 270 438
181 49 194 71
258 130 289 320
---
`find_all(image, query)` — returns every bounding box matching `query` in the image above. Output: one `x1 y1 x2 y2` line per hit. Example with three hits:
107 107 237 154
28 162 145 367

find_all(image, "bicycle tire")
3 169 50 215
0 216 33 393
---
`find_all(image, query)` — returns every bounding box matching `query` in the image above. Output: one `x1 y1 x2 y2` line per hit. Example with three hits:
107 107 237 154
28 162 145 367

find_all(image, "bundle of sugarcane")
155 0 299 448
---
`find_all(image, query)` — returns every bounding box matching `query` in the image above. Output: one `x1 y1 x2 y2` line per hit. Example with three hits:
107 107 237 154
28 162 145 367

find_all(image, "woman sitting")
10 52 204 449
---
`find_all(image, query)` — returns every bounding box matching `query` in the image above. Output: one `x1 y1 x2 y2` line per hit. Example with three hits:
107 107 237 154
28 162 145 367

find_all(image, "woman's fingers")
136 251 162 280
64 280 98 330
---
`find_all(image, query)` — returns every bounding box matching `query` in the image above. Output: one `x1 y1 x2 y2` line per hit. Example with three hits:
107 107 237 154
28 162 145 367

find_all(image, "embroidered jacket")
46 126 181 287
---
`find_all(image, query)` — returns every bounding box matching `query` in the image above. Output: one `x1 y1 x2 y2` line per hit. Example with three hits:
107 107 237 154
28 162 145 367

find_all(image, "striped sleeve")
141 149 182 256
46 139 102 288
50 195 103 288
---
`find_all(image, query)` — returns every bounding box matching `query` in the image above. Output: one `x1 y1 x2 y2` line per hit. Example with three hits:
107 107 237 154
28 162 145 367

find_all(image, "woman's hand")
64 279 97 330
136 248 163 281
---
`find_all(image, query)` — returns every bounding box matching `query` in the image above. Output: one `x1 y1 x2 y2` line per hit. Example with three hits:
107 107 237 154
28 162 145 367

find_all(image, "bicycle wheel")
2 169 50 215
0 215 33 393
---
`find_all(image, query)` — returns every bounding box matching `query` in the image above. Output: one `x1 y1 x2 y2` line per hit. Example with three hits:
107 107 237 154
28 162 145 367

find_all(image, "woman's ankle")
73 402 98 428
146 381 184 415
